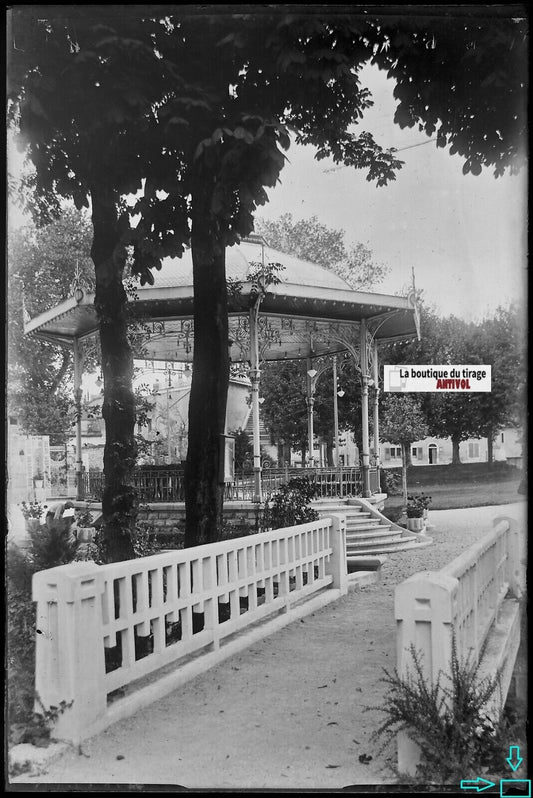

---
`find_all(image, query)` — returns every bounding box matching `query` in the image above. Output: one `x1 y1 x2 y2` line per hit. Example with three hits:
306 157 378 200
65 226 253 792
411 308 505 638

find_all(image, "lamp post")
306 360 317 467
360 319 371 498
149 363 179 463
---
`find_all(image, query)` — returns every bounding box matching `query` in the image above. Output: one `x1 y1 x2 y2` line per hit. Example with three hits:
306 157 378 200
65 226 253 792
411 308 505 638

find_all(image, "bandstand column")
73 338 84 501
332 355 340 468
306 358 316 467
373 341 381 488
360 320 371 497
249 304 263 503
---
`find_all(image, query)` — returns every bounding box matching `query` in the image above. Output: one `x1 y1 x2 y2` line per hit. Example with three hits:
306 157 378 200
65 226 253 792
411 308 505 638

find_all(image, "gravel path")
11 502 526 791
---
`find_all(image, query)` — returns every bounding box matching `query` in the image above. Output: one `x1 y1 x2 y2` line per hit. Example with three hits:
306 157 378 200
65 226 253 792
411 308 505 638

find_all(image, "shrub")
380 469 402 496
263 476 319 530
7 545 38 744
28 523 78 571
367 642 520 783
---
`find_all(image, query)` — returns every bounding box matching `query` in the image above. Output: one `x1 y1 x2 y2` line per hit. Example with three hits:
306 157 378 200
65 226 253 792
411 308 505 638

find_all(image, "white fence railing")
33 514 347 743
394 516 525 775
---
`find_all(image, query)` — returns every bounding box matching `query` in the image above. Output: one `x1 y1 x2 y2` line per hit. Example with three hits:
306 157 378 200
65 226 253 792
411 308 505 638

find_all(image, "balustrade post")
33 562 106 744
394 571 458 776
326 514 348 595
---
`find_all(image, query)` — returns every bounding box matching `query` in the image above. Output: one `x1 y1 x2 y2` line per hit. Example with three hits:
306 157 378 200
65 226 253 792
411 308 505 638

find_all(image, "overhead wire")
322 136 439 173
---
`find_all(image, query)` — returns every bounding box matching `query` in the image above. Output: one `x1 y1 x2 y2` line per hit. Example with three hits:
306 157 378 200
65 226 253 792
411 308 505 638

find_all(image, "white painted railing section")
32 514 347 743
394 516 526 776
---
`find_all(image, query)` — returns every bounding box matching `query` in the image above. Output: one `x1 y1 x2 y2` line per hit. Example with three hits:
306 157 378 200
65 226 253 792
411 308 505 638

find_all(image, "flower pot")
34 479 44 489
407 517 425 532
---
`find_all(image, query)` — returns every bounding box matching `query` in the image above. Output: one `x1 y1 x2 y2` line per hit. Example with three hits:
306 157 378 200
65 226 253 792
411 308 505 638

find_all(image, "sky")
256 64 528 322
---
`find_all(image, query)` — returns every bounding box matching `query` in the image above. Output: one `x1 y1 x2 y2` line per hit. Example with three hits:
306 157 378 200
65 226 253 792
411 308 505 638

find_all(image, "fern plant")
366 641 519 783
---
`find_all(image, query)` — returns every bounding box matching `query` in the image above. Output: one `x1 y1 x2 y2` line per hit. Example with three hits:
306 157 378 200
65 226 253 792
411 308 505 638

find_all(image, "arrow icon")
506 745 523 771
460 777 496 792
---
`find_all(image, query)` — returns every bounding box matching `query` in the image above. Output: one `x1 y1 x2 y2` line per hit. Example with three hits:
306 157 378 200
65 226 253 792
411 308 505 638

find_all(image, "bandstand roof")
24 237 420 363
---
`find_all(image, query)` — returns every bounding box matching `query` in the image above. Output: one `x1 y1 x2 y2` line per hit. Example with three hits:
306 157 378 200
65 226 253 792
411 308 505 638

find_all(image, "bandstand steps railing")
315 498 431 558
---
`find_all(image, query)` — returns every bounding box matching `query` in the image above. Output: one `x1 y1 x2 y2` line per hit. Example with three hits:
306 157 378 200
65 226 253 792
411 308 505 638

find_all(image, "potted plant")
19 500 45 533
406 494 432 532
33 472 44 488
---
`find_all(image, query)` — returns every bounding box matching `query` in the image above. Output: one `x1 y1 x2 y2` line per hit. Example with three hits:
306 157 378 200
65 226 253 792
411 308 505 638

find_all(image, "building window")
501 433 505 443
468 442 480 458
412 446 417 458
390 446 402 459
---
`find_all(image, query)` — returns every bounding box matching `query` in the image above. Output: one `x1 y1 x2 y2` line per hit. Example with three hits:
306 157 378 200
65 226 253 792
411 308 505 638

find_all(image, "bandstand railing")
82 465 378 503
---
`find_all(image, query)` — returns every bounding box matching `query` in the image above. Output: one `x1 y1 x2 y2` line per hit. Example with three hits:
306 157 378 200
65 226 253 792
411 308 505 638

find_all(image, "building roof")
24 238 420 363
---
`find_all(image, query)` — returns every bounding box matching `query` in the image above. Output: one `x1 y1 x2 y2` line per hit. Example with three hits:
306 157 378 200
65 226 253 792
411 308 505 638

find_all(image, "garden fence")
33 513 347 744
394 515 526 775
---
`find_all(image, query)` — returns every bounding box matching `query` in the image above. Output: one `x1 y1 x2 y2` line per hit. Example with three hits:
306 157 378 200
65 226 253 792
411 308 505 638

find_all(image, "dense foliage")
263 477 319 530
7 209 94 442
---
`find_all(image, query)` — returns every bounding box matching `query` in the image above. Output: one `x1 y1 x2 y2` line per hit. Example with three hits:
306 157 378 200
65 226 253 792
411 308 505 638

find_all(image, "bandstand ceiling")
24 237 420 364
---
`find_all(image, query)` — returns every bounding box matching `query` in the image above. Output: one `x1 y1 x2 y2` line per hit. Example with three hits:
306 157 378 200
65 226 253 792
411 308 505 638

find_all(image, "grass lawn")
383 462 525 512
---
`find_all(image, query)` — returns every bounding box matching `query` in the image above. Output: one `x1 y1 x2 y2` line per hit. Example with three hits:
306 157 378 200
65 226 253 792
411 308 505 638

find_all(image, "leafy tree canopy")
7 207 94 442
380 394 429 501
255 213 390 290
381 302 525 462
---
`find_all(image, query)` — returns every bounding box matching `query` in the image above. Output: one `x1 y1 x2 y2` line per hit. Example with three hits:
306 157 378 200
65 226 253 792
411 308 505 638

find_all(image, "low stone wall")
80 501 265 545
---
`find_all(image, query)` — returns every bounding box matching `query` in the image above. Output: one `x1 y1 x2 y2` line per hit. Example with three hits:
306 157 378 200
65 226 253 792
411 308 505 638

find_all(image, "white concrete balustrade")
395 516 526 775
32 514 347 743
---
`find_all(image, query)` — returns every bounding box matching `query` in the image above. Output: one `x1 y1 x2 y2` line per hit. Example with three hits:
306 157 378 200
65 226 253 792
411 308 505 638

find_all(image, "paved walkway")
10 502 526 791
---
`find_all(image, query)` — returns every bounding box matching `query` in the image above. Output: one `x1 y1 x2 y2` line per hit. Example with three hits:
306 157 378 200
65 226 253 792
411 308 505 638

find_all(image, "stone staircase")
313 497 432 574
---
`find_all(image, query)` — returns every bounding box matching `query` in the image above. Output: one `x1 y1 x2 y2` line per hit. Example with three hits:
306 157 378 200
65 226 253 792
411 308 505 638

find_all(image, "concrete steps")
313 497 432 561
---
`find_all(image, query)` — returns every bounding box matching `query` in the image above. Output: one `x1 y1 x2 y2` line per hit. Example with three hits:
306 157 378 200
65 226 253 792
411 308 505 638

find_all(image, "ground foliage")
367 642 525 784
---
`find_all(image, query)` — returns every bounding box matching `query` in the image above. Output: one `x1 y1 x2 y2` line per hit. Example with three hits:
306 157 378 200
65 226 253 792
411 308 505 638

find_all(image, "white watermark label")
383 365 492 392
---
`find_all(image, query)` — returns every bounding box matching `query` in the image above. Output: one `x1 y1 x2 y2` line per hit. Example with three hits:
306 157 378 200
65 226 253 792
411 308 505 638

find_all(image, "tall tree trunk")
451 436 462 464
184 180 230 547
487 430 494 463
91 186 136 563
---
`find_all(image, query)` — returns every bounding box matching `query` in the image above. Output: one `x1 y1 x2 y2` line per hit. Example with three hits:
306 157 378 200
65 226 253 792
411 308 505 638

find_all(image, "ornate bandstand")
24 234 420 503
